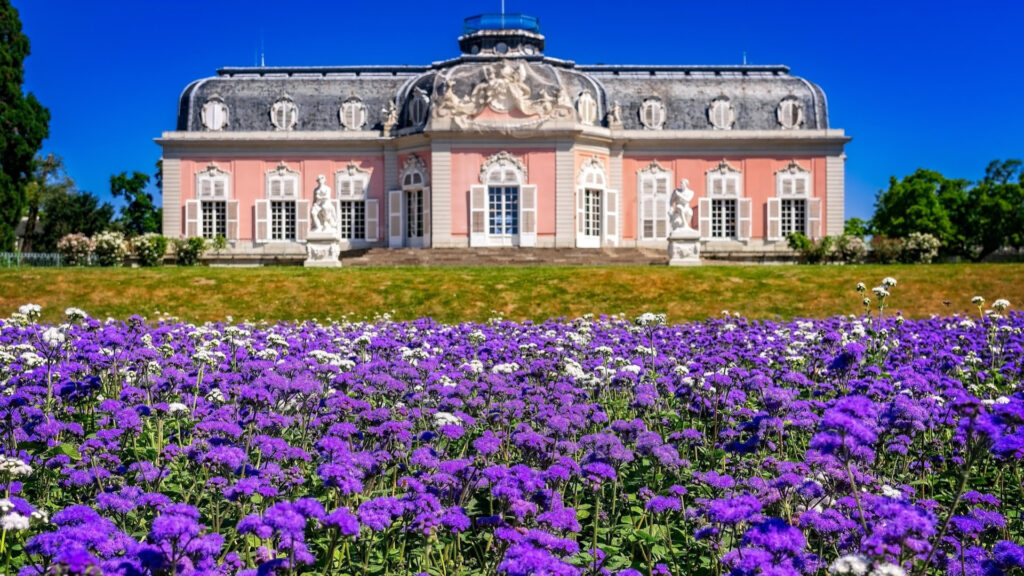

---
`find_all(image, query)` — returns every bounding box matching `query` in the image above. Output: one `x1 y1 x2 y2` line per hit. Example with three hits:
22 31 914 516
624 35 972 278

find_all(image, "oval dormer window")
408 88 430 127
777 97 804 129
576 91 597 126
270 95 298 131
639 98 666 130
340 97 368 130
201 96 228 131
708 97 734 130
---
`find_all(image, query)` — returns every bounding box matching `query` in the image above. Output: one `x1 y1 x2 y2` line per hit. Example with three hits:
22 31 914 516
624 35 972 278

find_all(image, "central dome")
458 14 545 56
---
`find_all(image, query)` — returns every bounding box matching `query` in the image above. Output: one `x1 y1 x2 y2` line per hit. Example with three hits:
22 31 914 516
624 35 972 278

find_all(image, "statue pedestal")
668 228 702 266
304 231 342 268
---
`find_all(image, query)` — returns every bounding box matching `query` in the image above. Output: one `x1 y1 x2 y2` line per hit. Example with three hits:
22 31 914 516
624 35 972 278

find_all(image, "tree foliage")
0 0 50 251
111 171 161 236
870 160 1023 261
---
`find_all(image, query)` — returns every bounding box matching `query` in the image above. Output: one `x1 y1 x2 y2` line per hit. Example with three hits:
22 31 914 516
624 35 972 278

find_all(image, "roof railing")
463 14 540 34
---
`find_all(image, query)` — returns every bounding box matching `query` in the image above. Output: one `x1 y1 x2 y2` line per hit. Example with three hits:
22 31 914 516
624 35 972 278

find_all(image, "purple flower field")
0 290 1022 576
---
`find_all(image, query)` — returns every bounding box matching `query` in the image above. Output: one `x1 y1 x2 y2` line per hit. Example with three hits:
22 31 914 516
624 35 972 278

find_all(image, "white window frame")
187 164 237 242
708 97 735 130
469 151 536 247
334 162 377 243
777 98 804 130
576 156 616 248
407 88 430 127
699 160 750 241
391 154 431 248
768 160 818 241
201 95 228 131
340 97 368 131
637 160 671 243
255 162 307 244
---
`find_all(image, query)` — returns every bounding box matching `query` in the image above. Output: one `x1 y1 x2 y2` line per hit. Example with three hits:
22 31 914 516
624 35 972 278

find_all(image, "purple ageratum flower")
358 497 406 532
582 462 616 483
645 496 682 514
994 541 1024 568
860 495 936 561
707 494 763 525
498 543 580 576
697 470 736 489
473 431 502 455
537 507 581 533
808 395 880 464
324 507 360 537
742 517 806 556
440 507 471 533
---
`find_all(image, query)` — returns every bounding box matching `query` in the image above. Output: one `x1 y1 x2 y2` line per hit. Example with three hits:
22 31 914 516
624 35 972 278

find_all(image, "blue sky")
16 0 1024 223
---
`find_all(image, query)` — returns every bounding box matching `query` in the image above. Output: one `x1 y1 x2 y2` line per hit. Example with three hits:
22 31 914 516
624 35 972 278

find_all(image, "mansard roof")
175 16 831 134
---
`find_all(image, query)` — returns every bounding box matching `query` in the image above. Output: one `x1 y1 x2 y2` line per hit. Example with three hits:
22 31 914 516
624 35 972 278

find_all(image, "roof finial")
742 51 747 65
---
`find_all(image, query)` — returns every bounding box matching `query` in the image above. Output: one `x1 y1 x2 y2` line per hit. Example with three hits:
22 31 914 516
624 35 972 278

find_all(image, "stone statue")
310 175 339 233
382 99 399 136
606 100 623 128
669 179 695 231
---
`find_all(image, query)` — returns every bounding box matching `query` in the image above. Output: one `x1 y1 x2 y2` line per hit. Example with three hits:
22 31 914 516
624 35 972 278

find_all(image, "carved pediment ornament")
268 161 299 178
638 159 669 176
710 159 741 175
479 151 527 184
342 161 371 178
402 154 428 175
777 160 810 175
199 163 229 178
577 156 606 180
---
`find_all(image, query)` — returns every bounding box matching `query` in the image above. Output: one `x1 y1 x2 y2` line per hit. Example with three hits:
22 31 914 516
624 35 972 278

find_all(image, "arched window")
699 160 750 241
388 155 431 247
768 160 819 241
335 162 377 241
186 163 238 242
255 162 308 243
469 151 537 247
637 160 671 241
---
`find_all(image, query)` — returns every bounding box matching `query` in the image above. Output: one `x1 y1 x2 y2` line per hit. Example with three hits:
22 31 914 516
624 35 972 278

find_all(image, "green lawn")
1 264 1021 324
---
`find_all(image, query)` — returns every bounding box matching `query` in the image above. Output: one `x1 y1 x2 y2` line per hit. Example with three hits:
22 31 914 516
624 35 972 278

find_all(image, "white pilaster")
826 154 845 236
161 158 182 237
431 141 454 247
554 139 575 247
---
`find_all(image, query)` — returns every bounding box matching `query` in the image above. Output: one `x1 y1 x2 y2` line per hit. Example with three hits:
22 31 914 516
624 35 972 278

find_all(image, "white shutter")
807 198 822 239
737 198 752 241
388 189 403 248
364 199 379 242
226 200 239 241
795 177 808 197
254 199 270 243
199 180 212 199
469 185 487 247
711 177 723 196
698 197 712 239
520 185 537 247
726 178 738 197
655 176 669 238
604 189 618 246
782 178 793 197
283 178 296 199
214 179 226 199
767 198 782 241
295 199 309 241
576 187 585 237
422 187 431 246
185 200 201 237
269 179 282 199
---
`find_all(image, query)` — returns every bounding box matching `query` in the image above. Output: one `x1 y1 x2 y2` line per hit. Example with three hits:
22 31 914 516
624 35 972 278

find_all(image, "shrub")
787 233 835 264
835 234 868 264
870 236 905 264
133 233 168 267
56 233 94 266
172 236 208 266
92 231 129 267
903 231 941 264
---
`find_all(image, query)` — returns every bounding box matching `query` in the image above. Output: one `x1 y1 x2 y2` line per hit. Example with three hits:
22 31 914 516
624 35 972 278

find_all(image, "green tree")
871 169 957 248
968 159 1024 260
0 0 50 251
111 171 161 236
36 189 115 253
21 154 73 252
842 217 871 238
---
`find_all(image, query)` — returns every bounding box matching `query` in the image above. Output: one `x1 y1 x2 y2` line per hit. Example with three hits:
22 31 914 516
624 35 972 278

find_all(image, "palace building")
157 14 849 260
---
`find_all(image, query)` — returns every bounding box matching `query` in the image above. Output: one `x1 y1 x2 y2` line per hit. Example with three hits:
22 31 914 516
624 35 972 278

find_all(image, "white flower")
634 312 666 327
872 286 890 299
0 456 32 477
31 509 49 523
0 498 13 513
992 299 1010 312
18 303 42 319
168 402 189 415
972 296 985 306
880 485 903 499
433 411 462 427
1 512 30 531
42 327 65 347
855 282 866 293
828 554 871 576
881 277 897 288
869 563 906 576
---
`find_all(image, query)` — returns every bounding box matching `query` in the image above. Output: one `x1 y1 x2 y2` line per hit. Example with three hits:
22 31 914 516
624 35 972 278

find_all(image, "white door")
406 189 425 248
578 188 602 248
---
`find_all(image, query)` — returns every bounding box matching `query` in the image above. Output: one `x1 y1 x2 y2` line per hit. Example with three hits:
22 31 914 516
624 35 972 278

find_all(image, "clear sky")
15 0 1024 223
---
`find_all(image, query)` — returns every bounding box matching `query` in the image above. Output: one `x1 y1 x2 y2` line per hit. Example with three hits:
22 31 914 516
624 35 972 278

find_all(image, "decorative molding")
479 151 527 184
638 159 670 176
401 154 429 187
777 97 804 130
340 97 368 131
776 160 810 176
270 94 298 131
708 97 735 130
201 95 228 131
577 156 607 186
197 163 230 179
267 160 299 179
338 160 371 180
708 159 741 176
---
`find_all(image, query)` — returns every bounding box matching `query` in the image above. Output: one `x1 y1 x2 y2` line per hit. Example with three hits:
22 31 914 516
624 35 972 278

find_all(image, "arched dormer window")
201 95 228 131
699 160 750 241
255 162 308 243
576 157 617 248
407 88 430 127
768 160 819 241
186 163 238 242
637 160 671 240
469 151 536 247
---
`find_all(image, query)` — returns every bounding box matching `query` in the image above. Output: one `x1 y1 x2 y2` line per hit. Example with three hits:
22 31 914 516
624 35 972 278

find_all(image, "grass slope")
1 264 1021 324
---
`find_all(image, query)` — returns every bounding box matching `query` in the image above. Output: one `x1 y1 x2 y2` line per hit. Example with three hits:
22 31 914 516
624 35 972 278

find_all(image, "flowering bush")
172 236 208 266
0 292 1022 576
132 233 169 267
92 231 129 267
903 232 942 264
55 233 94 266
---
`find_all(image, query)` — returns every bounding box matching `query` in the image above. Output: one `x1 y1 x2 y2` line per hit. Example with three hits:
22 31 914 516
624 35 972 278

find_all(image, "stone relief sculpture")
669 179 695 232
606 100 623 128
310 175 339 234
381 99 399 136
